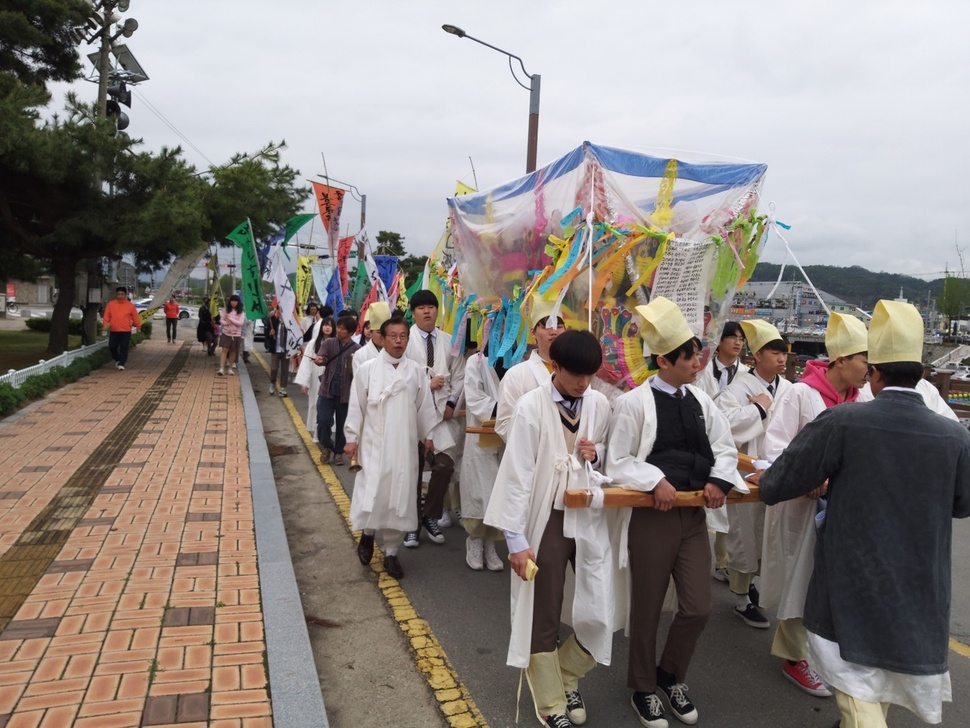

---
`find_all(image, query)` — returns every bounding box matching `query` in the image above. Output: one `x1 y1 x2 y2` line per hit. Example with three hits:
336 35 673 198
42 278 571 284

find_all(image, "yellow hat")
825 312 869 359
868 300 923 364
635 296 695 356
739 319 783 354
365 301 391 329
529 296 562 329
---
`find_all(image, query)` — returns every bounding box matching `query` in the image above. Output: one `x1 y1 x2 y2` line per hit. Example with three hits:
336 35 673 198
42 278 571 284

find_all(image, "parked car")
133 298 193 320
253 318 265 341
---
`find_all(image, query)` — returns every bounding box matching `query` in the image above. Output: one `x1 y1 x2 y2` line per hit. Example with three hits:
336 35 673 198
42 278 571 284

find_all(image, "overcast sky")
56 0 970 279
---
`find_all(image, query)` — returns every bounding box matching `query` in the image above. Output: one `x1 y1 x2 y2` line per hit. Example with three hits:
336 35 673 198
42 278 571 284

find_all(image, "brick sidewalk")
0 340 273 727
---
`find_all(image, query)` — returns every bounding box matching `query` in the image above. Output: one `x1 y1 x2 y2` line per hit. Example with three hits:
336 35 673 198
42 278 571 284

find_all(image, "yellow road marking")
252 352 489 727
951 637 970 660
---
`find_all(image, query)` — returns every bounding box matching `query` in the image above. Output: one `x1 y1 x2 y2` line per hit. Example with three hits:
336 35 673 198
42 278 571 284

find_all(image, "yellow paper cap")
739 319 783 354
365 301 391 329
868 300 923 364
529 296 561 329
825 312 869 359
635 296 695 356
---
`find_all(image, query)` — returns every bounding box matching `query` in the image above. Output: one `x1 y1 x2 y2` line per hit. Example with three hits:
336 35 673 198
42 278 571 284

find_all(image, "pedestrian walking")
217 294 244 376
102 287 141 371
163 295 180 343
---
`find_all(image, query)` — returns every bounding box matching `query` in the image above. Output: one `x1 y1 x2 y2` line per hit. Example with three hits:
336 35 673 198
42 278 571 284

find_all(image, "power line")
132 88 215 168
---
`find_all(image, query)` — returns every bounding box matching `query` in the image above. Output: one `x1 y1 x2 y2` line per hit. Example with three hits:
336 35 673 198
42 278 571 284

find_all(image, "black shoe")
565 690 587 724
383 554 404 579
422 515 445 544
734 602 770 629
748 582 760 607
403 531 419 548
543 715 570 728
657 680 698 725
630 691 667 728
357 534 374 565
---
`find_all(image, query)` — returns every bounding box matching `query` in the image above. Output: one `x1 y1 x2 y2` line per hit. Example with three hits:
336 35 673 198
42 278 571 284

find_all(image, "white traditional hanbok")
346 351 437 533
484 384 614 669
494 351 551 442
459 353 502 520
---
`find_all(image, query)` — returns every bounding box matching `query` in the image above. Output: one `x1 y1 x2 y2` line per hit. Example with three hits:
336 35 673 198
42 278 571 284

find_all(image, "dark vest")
646 389 716 491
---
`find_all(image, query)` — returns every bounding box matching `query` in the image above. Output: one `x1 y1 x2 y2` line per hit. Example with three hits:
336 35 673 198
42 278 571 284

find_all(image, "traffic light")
106 80 130 131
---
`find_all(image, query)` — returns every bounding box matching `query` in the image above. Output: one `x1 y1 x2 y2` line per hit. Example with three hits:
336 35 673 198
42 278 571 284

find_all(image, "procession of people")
252 287 968 728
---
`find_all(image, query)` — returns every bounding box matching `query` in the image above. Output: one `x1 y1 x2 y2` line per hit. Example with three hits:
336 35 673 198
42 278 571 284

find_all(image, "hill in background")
749 264 945 309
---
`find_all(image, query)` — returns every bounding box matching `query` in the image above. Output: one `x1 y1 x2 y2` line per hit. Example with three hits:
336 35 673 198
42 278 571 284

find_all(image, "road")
279 379 970 728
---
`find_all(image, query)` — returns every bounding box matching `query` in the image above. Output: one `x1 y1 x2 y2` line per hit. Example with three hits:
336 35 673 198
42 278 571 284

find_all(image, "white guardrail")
0 340 108 388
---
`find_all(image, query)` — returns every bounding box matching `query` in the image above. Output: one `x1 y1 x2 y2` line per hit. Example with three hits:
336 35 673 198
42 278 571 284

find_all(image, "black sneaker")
543 715 571 728
422 515 445 544
565 690 587 725
734 603 770 629
403 531 419 549
748 582 760 607
657 681 698 725
631 691 667 728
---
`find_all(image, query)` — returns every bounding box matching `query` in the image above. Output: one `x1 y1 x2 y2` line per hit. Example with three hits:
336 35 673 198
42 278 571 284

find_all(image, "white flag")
271 258 304 357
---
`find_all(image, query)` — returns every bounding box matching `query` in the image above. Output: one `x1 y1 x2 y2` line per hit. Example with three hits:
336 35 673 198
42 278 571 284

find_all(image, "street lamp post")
442 24 540 174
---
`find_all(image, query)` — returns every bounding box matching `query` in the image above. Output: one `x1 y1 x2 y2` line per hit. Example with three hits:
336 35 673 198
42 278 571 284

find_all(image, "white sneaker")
228 368 236 376
437 510 453 528
117 364 125 371
217 368 225 376
269 384 276 395
231 363 237 370
465 537 484 571
483 540 504 572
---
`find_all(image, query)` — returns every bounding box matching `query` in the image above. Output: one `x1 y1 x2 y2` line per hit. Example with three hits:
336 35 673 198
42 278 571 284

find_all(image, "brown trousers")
530 509 576 653
627 506 712 692
416 441 454 527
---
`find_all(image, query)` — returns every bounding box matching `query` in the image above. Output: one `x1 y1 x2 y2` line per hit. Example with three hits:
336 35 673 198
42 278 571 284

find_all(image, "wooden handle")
563 484 761 509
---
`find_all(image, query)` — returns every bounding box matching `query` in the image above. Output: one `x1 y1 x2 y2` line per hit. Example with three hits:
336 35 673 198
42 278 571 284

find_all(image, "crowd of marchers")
228 287 970 728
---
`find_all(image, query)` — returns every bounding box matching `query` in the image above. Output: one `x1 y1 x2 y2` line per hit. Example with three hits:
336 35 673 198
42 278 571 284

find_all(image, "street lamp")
442 24 541 174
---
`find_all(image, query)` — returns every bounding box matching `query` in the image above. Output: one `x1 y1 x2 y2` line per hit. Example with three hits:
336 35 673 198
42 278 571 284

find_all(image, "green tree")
937 276 970 333
0 0 89 88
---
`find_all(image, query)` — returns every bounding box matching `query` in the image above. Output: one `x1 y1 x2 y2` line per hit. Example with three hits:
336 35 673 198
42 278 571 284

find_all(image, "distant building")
5 260 139 307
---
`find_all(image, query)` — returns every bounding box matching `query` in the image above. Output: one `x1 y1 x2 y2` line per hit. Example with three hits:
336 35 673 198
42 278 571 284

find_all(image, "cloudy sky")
57 0 970 279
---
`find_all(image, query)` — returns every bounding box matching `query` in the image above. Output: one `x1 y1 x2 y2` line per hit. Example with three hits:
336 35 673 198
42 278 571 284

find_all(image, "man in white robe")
485 330 613 728
692 321 752 577
403 290 466 547
606 297 739 728
720 318 793 629
344 317 437 580
758 312 870 698
760 300 970 728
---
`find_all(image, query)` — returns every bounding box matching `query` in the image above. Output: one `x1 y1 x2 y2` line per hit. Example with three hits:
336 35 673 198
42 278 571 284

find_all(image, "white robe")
722 371 793 573
760 382 872 618
346 351 437 532
294 319 324 431
352 339 381 377
484 384 614 669
405 324 466 455
459 353 502 520
495 351 551 442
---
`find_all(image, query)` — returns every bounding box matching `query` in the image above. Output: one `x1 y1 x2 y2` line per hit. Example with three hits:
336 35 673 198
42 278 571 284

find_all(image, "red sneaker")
783 660 832 697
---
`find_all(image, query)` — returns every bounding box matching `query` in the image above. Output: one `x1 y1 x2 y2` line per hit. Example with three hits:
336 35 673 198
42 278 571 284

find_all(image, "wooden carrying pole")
563 453 761 509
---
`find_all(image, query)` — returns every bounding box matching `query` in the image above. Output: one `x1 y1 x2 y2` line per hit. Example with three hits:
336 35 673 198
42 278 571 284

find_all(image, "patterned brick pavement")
0 340 272 727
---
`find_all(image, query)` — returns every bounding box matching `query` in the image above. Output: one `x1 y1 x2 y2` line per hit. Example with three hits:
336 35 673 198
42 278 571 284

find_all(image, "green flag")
350 262 370 311
225 219 253 249
282 214 316 246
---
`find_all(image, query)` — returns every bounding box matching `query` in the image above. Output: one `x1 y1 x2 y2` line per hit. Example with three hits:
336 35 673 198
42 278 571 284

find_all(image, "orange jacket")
102 300 142 333
163 301 180 319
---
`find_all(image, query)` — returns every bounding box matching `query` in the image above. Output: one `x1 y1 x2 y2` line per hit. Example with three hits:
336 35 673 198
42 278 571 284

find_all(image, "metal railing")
0 340 108 388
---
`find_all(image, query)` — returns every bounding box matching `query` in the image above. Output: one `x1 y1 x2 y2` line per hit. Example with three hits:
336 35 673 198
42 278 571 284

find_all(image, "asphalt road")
281 383 970 728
